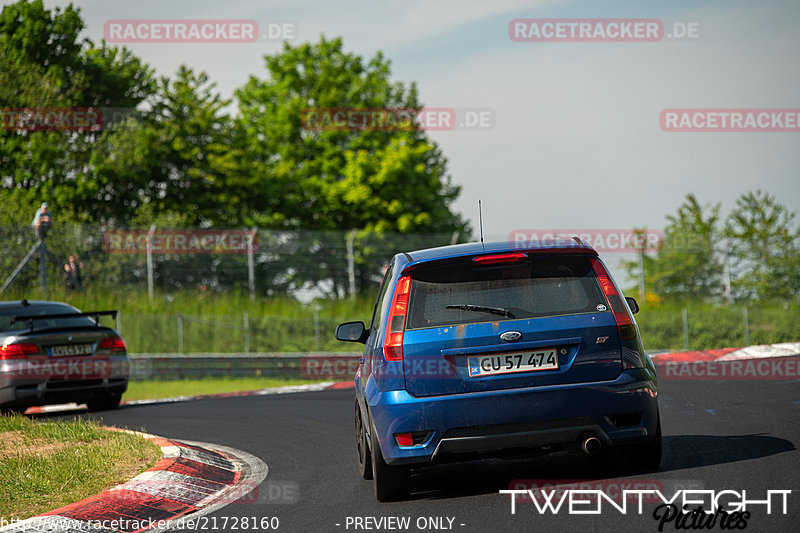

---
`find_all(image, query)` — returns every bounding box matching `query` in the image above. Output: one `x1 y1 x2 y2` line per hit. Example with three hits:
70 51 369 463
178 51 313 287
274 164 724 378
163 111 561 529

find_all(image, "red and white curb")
652 341 800 363
0 433 268 533
652 341 800 380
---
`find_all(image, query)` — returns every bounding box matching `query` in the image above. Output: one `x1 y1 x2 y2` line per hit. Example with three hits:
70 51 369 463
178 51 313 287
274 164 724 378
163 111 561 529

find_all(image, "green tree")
88 67 247 226
0 0 155 225
234 36 469 297
234 36 468 234
625 194 724 302
724 190 800 302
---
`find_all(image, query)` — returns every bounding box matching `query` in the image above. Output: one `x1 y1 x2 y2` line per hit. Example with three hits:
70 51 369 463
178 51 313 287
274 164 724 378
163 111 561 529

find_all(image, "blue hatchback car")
336 238 660 501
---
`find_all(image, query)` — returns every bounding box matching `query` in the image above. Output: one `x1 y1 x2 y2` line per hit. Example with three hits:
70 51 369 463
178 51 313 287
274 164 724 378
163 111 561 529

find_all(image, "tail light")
395 433 414 446
383 276 411 361
591 258 635 341
98 336 127 353
0 343 40 359
394 431 430 447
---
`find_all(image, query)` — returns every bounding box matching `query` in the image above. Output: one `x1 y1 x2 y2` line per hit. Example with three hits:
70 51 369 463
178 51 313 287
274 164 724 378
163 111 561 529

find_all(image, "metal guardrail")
129 350 674 381
129 352 361 381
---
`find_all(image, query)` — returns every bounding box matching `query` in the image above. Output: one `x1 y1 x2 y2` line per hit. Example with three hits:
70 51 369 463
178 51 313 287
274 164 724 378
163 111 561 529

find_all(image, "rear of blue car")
337 240 660 501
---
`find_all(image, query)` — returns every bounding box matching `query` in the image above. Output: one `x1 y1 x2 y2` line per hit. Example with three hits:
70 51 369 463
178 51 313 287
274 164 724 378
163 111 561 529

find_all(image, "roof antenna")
478 200 485 250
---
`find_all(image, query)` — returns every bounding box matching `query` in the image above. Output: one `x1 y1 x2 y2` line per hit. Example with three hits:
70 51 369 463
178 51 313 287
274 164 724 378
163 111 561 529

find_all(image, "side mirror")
625 296 640 315
335 321 368 344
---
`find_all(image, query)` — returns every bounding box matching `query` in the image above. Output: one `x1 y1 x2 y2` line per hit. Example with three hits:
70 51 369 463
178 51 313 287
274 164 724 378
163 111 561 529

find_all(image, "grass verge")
0 415 162 520
122 377 330 401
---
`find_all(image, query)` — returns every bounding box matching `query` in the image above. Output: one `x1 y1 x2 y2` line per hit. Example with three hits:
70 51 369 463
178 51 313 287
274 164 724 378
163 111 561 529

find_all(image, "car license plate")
468 349 559 377
50 344 93 357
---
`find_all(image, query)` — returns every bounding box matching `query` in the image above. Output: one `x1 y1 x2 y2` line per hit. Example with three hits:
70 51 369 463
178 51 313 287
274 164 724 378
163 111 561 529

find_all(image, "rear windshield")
0 305 96 332
406 256 607 329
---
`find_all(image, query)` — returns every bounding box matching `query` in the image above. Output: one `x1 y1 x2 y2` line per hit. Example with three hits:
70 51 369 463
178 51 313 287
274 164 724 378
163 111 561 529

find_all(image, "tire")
370 424 410 502
354 398 373 480
86 393 122 412
626 412 662 471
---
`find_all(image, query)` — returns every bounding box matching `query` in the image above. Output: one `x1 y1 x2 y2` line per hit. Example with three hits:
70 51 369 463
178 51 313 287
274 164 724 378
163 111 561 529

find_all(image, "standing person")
64 255 84 290
31 202 52 239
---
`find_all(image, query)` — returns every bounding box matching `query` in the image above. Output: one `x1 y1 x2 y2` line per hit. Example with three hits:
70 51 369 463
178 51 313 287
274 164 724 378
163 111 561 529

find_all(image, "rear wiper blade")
445 304 514 318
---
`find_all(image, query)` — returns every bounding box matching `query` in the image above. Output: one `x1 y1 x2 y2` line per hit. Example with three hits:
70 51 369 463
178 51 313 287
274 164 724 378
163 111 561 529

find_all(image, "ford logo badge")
500 331 521 341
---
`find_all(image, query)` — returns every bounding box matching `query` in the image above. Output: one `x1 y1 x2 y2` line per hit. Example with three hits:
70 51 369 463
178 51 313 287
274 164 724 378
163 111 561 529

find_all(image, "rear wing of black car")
10 310 118 332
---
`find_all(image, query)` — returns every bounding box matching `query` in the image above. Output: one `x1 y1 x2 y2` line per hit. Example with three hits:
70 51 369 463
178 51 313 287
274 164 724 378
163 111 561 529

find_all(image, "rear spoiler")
402 245 598 274
10 311 118 333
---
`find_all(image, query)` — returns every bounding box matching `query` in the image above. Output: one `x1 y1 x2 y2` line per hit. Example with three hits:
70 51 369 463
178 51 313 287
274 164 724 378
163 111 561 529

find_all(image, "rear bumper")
0 357 129 408
367 369 658 465
431 417 608 459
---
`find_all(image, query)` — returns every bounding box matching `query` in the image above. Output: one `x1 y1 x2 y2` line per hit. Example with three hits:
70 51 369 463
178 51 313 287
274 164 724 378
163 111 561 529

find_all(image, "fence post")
724 251 733 307
743 306 750 346
177 311 184 354
313 308 320 351
146 224 156 303
346 229 358 301
39 239 47 292
116 311 122 336
638 248 646 302
682 308 689 350
247 228 257 301
244 310 250 353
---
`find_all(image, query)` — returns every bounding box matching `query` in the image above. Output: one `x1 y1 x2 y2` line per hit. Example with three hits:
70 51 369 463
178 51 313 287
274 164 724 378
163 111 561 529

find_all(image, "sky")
9 0 800 262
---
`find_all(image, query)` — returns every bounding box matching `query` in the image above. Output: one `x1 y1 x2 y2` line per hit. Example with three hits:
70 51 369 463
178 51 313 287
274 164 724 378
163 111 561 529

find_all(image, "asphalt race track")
49 378 800 533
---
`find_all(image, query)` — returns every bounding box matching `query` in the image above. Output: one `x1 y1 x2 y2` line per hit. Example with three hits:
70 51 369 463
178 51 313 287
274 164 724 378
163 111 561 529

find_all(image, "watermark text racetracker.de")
0 516 281 532
113 480 298 505
509 229 664 253
1 107 144 132
509 19 701 42
657 356 800 381
661 108 800 132
7 358 125 380
300 108 494 132
302 356 456 380
104 19 297 43
104 229 258 255
1 108 101 132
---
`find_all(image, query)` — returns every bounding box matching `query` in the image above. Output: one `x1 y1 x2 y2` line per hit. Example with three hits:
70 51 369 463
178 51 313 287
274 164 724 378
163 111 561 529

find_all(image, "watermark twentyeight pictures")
300 108 495 132
661 109 800 132
104 19 298 43
507 478 704 505
509 19 701 42
500 486 790 517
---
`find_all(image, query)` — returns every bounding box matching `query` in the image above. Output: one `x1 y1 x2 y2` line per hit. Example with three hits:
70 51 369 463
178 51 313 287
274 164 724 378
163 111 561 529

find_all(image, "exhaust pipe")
580 435 601 455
